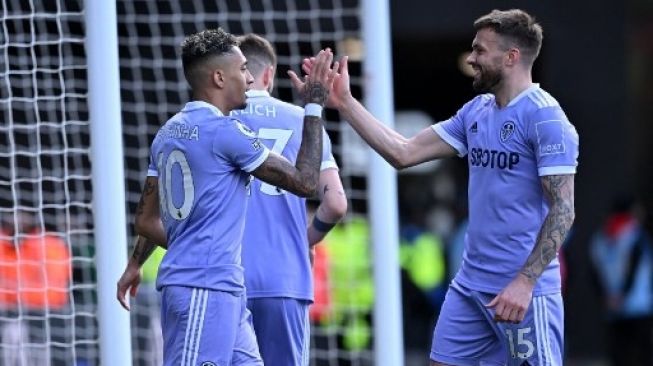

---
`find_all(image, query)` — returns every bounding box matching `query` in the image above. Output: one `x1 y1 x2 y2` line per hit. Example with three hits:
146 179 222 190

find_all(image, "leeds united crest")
500 121 515 142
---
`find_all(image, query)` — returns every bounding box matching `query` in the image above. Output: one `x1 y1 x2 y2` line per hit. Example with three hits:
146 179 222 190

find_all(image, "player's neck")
192 91 230 115
493 74 533 108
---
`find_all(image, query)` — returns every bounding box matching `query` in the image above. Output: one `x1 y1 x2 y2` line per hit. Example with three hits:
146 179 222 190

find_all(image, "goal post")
85 1 132 365
362 0 404 365
0 0 404 364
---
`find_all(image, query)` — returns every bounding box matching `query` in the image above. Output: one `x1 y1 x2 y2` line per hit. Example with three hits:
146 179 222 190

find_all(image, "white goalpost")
84 1 132 365
1 0 403 364
362 0 404 365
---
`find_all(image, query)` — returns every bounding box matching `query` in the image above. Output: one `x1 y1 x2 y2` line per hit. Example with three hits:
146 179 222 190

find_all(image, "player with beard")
294 8 578 365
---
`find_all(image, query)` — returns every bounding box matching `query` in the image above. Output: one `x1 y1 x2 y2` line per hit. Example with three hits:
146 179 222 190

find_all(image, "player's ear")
213 69 226 88
263 65 275 91
505 47 520 67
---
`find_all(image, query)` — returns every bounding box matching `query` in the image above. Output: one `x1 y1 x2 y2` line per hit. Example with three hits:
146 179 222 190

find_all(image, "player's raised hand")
293 55 351 110
288 49 339 107
327 56 351 110
116 261 142 311
485 273 534 323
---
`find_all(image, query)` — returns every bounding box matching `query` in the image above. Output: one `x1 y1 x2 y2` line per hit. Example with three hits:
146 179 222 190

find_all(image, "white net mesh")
2 0 376 364
1 0 98 365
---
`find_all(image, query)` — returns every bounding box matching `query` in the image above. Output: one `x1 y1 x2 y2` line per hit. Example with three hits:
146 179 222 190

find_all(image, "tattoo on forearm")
255 118 322 197
131 235 157 266
295 117 322 195
135 180 157 217
521 175 575 282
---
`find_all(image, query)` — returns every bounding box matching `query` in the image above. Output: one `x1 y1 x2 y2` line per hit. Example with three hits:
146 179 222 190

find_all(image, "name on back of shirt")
231 103 277 118
161 122 199 141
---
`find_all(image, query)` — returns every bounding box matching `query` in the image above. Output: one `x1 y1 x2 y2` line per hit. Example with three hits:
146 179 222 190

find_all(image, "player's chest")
467 109 525 146
466 109 531 171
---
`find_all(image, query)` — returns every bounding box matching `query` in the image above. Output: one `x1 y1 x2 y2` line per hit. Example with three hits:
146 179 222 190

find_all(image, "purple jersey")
233 90 337 301
433 84 579 295
148 101 269 294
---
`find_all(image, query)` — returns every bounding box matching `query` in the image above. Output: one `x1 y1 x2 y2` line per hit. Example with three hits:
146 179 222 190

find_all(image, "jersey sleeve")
527 106 579 176
431 97 479 157
215 119 270 173
321 128 338 171
147 136 159 177
147 153 158 177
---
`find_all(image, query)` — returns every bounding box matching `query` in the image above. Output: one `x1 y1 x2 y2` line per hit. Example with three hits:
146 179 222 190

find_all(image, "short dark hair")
181 28 239 88
474 9 543 64
236 33 277 78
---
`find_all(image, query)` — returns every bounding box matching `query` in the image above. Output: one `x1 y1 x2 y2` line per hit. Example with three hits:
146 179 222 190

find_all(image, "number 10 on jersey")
157 150 196 220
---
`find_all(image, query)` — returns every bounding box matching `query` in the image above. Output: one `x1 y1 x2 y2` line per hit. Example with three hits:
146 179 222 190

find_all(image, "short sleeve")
215 119 270 173
431 97 482 157
147 151 158 177
147 135 159 177
321 128 338 171
528 106 579 176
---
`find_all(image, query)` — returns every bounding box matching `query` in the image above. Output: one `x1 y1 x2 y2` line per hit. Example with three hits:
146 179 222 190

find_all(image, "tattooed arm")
520 174 576 283
251 122 322 197
486 174 575 323
252 49 337 197
133 176 167 247
117 177 167 310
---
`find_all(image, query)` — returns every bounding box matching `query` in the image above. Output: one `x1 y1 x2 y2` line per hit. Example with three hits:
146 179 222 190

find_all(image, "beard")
235 100 248 110
233 93 248 110
472 65 503 93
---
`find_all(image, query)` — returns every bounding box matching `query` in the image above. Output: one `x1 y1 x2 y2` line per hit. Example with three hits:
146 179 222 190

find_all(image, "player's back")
149 100 268 294
234 90 336 301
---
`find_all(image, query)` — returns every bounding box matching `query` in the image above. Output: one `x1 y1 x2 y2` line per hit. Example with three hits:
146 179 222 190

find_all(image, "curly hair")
181 28 239 88
474 9 543 64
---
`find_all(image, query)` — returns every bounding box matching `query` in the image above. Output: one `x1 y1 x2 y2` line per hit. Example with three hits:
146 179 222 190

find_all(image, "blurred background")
1 0 652 365
390 1 653 364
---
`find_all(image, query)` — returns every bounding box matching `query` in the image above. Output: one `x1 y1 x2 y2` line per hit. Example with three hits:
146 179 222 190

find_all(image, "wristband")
312 216 336 233
304 103 323 117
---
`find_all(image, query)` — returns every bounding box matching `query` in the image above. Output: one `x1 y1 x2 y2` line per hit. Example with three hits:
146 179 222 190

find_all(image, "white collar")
246 90 270 98
183 100 224 116
506 83 540 107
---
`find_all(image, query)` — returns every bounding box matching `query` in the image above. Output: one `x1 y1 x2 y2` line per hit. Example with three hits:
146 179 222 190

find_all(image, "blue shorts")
160 286 262 366
247 297 310 366
431 282 564 366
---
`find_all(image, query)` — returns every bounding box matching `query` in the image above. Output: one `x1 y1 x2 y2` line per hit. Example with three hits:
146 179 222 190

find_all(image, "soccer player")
116 28 338 365
295 9 578 366
233 34 348 366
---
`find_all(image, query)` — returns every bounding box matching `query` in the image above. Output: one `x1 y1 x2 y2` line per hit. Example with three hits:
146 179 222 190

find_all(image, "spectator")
590 196 653 366
0 212 71 365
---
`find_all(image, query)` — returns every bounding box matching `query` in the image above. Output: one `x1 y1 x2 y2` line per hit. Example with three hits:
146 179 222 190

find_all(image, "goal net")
1 0 98 364
1 0 376 365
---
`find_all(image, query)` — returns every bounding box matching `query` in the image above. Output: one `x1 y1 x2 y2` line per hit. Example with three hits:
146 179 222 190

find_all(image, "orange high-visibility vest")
0 231 71 310
310 243 331 323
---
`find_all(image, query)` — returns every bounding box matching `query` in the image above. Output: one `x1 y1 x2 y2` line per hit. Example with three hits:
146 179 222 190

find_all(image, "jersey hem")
157 283 244 296
320 161 338 171
454 277 562 296
245 290 313 302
